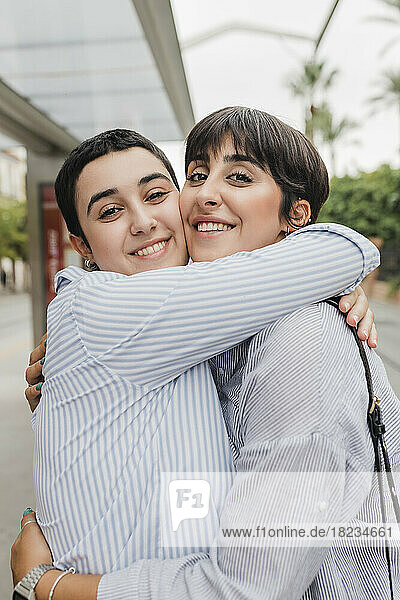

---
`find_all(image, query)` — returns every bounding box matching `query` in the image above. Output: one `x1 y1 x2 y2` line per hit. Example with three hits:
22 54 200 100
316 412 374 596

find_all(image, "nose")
195 177 223 210
130 205 158 235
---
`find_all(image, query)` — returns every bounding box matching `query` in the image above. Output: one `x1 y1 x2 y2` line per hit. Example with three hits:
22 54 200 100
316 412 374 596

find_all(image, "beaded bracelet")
48 567 75 600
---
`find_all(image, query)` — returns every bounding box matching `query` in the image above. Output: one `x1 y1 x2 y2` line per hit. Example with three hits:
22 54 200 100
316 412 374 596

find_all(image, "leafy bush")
0 196 27 261
318 164 400 246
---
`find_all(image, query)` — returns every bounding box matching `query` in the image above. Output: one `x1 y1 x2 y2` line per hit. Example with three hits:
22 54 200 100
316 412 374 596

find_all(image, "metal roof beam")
131 0 195 137
0 77 79 154
182 23 314 49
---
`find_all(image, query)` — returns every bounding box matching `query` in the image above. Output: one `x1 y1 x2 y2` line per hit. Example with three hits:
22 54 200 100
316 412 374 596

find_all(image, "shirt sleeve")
74 223 379 387
97 305 372 600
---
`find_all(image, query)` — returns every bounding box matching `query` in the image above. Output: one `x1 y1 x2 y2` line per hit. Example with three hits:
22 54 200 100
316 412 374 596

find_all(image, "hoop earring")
84 258 97 271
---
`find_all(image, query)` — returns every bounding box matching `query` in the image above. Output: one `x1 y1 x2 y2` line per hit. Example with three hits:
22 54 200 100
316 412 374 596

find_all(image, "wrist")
35 571 102 600
35 570 63 600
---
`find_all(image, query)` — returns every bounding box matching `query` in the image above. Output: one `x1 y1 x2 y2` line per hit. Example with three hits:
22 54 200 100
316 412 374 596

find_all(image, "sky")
162 0 399 181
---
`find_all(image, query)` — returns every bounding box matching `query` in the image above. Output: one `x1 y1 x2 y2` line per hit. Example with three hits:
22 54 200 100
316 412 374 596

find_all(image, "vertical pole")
26 150 65 344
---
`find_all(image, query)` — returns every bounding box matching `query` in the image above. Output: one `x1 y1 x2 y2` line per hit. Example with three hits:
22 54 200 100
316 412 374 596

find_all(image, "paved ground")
1 293 399 597
0 292 34 598
370 300 400 395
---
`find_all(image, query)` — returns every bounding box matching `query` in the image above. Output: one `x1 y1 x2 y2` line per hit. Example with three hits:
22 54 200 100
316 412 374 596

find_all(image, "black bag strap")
325 298 400 599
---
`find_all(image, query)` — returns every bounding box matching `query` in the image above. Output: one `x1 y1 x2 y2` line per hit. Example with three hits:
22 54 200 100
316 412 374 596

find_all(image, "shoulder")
248 303 326 355
252 301 348 346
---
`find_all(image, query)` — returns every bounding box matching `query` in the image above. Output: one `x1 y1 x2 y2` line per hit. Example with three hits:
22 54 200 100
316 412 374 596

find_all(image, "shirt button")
318 501 328 512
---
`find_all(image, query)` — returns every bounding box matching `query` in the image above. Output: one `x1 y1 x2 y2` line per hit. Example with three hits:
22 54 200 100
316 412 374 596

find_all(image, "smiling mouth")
131 239 169 257
195 221 235 232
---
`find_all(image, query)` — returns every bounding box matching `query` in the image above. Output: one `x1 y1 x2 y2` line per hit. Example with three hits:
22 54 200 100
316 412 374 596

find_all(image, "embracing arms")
25 224 378 407
49 224 379 388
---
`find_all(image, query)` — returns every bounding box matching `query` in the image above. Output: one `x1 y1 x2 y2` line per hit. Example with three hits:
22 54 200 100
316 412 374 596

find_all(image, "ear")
69 233 92 261
288 199 311 231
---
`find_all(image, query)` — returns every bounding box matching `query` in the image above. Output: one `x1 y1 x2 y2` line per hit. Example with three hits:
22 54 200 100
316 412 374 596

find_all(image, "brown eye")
187 172 207 182
228 171 252 183
99 206 122 220
144 191 168 203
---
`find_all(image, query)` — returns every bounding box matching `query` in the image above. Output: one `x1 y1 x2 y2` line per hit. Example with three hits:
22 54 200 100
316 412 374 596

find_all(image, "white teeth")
133 240 167 256
196 222 233 232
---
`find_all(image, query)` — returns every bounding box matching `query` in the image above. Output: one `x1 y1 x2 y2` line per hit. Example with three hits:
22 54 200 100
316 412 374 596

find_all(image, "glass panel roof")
0 0 181 142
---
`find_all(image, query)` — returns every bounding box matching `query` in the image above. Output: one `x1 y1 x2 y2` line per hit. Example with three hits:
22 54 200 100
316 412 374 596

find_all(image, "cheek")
162 199 185 238
239 192 282 243
88 224 123 261
178 186 193 220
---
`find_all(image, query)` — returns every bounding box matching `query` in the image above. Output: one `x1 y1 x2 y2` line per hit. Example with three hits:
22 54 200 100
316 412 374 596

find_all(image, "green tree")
0 197 28 262
311 103 357 175
318 164 400 246
288 60 337 142
369 0 400 55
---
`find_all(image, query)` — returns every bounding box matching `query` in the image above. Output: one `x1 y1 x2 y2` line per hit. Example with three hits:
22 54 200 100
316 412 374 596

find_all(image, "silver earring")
84 258 97 271
284 227 290 238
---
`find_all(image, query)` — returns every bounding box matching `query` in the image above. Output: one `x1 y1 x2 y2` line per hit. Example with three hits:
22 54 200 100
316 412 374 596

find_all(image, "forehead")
190 136 242 164
76 148 168 197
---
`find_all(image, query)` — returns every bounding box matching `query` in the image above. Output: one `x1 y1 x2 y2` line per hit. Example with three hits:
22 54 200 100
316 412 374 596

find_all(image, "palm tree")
311 103 357 175
288 61 338 142
371 70 400 157
367 0 400 55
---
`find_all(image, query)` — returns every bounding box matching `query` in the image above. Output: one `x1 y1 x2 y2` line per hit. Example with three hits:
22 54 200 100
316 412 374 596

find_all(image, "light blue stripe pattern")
32 224 379 580
99 305 400 600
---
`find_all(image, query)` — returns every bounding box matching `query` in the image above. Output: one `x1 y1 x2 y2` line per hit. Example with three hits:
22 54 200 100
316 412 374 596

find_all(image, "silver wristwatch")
13 564 57 600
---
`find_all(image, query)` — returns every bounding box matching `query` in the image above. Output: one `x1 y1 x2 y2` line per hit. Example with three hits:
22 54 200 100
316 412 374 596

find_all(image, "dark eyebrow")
224 154 263 169
188 154 210 166
86 172 171 216
138 172 171 186
87 188 118 216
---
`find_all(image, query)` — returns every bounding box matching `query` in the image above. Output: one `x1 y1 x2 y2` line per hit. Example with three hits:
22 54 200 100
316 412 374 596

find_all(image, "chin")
191 248 233 263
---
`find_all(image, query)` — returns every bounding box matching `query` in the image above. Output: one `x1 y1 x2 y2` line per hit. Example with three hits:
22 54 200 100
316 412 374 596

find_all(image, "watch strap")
13 564 56 600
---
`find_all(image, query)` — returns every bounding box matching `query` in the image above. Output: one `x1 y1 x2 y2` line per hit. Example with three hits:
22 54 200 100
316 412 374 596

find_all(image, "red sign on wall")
40 184 65 306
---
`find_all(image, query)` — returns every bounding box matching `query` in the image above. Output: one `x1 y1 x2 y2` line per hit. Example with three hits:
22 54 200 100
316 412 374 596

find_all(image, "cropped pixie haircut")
55 129 179 246
185 107 329 226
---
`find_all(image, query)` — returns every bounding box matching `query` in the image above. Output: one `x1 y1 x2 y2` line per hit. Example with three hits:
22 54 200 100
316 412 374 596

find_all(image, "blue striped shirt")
32 224 379 580
100 303 400 599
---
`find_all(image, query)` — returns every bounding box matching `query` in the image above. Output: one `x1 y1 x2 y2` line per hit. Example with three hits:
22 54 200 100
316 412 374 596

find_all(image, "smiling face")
71 147 188 275
180 138 288 262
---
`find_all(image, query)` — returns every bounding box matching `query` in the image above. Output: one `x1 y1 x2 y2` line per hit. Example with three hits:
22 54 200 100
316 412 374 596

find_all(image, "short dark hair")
55 129 179 245
185 106 329 226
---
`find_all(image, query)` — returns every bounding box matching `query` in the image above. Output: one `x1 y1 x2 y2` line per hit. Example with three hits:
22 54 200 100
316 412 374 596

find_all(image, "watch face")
12 592 26 600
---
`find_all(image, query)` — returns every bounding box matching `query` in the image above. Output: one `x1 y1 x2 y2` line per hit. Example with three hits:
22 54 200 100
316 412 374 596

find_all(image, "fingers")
29 333 47 366
25 384 42 413
25 334 46 412
20 509 37 530
367 322 378 349
25 359 44 386
346 293 368 328
354 308 376 345
338 289 359 313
